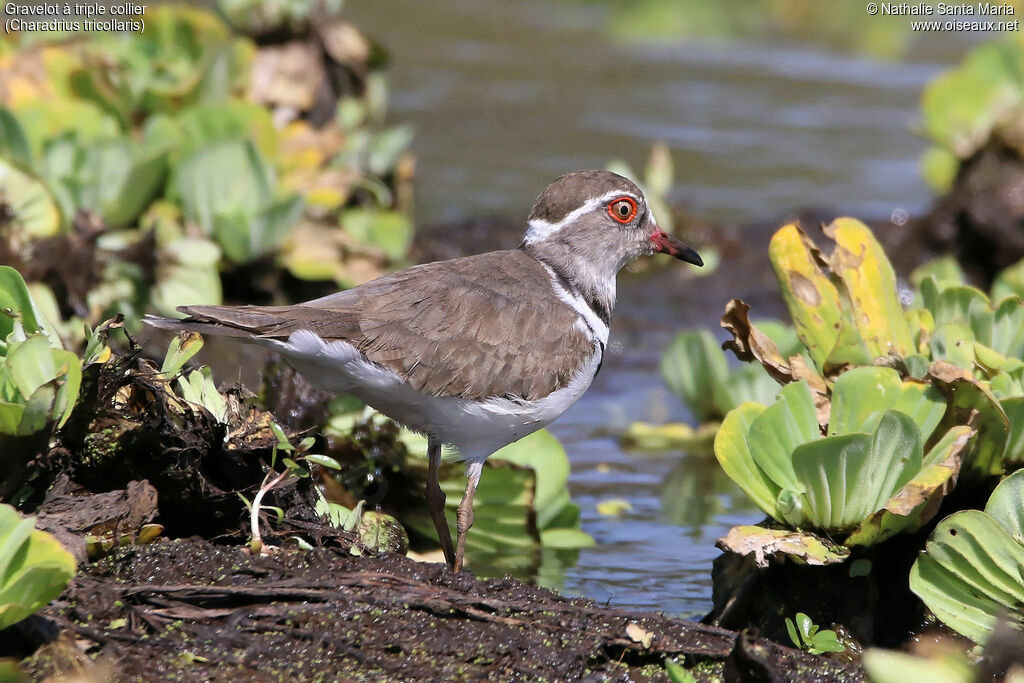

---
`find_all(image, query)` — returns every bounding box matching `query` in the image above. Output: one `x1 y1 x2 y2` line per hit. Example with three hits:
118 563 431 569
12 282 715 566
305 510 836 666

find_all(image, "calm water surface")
347 0 983 615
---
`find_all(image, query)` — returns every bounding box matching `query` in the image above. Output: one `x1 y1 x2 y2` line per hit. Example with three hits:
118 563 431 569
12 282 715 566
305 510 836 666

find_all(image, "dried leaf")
721 299 793 385
716 526 849 568
626 622 654 648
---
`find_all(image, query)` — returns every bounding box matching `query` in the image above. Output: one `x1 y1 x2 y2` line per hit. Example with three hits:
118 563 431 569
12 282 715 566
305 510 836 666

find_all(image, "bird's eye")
607 197 637 224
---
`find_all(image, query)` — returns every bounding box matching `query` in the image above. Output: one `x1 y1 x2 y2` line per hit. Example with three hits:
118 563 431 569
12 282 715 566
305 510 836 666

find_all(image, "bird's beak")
650 228 703 266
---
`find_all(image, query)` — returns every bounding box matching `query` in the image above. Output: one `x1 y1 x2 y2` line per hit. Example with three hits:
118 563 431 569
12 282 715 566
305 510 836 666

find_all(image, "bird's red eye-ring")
607 197 637 224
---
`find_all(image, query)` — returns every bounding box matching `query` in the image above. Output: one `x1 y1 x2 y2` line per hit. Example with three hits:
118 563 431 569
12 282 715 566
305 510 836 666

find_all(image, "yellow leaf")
826 217 915 359
768 223 843 371
596 499 633 517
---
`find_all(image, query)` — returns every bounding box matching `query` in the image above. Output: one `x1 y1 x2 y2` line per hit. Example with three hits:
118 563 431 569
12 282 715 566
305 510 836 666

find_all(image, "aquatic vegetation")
785 612 845 655
919 34 1024 192
694 216 1024 570
723 218 1024 479
714 369 972 563
661 322 800 425
909 468 1024 645
0 267 81 439
863 647 975 683
0 2 415 335
0 503 76 630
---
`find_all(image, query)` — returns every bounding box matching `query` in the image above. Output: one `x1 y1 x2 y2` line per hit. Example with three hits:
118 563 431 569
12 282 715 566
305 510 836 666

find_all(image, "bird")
145 170 703 572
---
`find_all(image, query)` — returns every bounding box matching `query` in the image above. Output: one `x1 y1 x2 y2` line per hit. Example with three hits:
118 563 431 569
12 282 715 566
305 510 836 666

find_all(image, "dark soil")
17 537 863 682
882 140 1024 284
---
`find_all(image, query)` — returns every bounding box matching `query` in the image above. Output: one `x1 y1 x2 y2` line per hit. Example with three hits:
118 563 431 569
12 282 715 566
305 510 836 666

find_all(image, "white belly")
262 329 600 464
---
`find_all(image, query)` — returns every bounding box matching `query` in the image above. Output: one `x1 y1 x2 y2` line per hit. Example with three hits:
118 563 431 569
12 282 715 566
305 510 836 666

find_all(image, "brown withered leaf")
248 42 326 112
721 298 792 384
717 525 849 568
722 299 830 426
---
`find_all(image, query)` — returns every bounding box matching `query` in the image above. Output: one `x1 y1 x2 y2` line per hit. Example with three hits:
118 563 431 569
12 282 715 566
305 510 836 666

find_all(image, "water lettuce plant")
661 321 800 425
0 503 76 630
919 35 1024 192
714 368 972 564
723 218 1024 479
909 468 1024 644
0 267 81 437
169 139 304 264
1 3 416 334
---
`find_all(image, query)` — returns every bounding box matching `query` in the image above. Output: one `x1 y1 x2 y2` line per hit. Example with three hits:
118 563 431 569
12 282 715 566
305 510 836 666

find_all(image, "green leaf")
931 369 1009 478
0 267 51 343
281 457 308 479
999 397 1024 466
796 612 816 640
8 335 58 399
807 629 845 654
984 468 1024 543
491 430 570 529
41 136 168 228
863 648 974 683
161 332 205 376
302 454 342 471
177 366 227 423
168 100 279 162
910 257 967 296
785 616 802 649
664 658 696 683
340 208 413 262
828 366 903 435
0 158 62 240
921 38 1024 160
0 504 76 630
792 433 871 528
930 285 990 330
50 349 81 429
171 140 302 263
746 381 817 494
910 509 1024 644
661 330 732 422
0 109 33 168
930 323 977 371
366 125 413 176
992 259 1024 302
713 402 780 518
538 528 595 549
794 411 922 530
990 296 1024 360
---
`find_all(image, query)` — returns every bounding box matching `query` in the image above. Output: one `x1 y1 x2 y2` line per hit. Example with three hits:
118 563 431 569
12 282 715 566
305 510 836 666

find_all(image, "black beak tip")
684 247 704 267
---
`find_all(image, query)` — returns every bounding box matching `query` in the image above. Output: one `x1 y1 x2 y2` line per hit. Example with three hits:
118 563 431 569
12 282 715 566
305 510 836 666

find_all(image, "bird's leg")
454 461 482 573
426 436 456 568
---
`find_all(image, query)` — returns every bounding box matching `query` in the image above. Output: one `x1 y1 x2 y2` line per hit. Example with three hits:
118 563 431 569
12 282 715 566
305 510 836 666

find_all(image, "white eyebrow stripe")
524 191 639 244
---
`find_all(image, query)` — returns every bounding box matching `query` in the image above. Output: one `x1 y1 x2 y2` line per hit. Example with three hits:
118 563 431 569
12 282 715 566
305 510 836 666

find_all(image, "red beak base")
651 229 703 266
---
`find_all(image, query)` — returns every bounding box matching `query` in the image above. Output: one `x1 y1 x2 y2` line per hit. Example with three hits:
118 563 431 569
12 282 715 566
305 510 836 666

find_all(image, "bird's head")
522 170 703 273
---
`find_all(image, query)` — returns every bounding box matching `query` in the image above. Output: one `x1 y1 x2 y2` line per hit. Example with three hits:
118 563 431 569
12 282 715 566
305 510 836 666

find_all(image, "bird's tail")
142 305 287 339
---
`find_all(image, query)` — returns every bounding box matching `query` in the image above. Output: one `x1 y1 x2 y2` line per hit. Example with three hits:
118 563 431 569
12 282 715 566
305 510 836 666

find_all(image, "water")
345 0 986 615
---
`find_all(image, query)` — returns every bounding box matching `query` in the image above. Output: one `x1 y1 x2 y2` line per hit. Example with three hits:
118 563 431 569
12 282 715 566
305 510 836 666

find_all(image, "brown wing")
176 250 596 401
